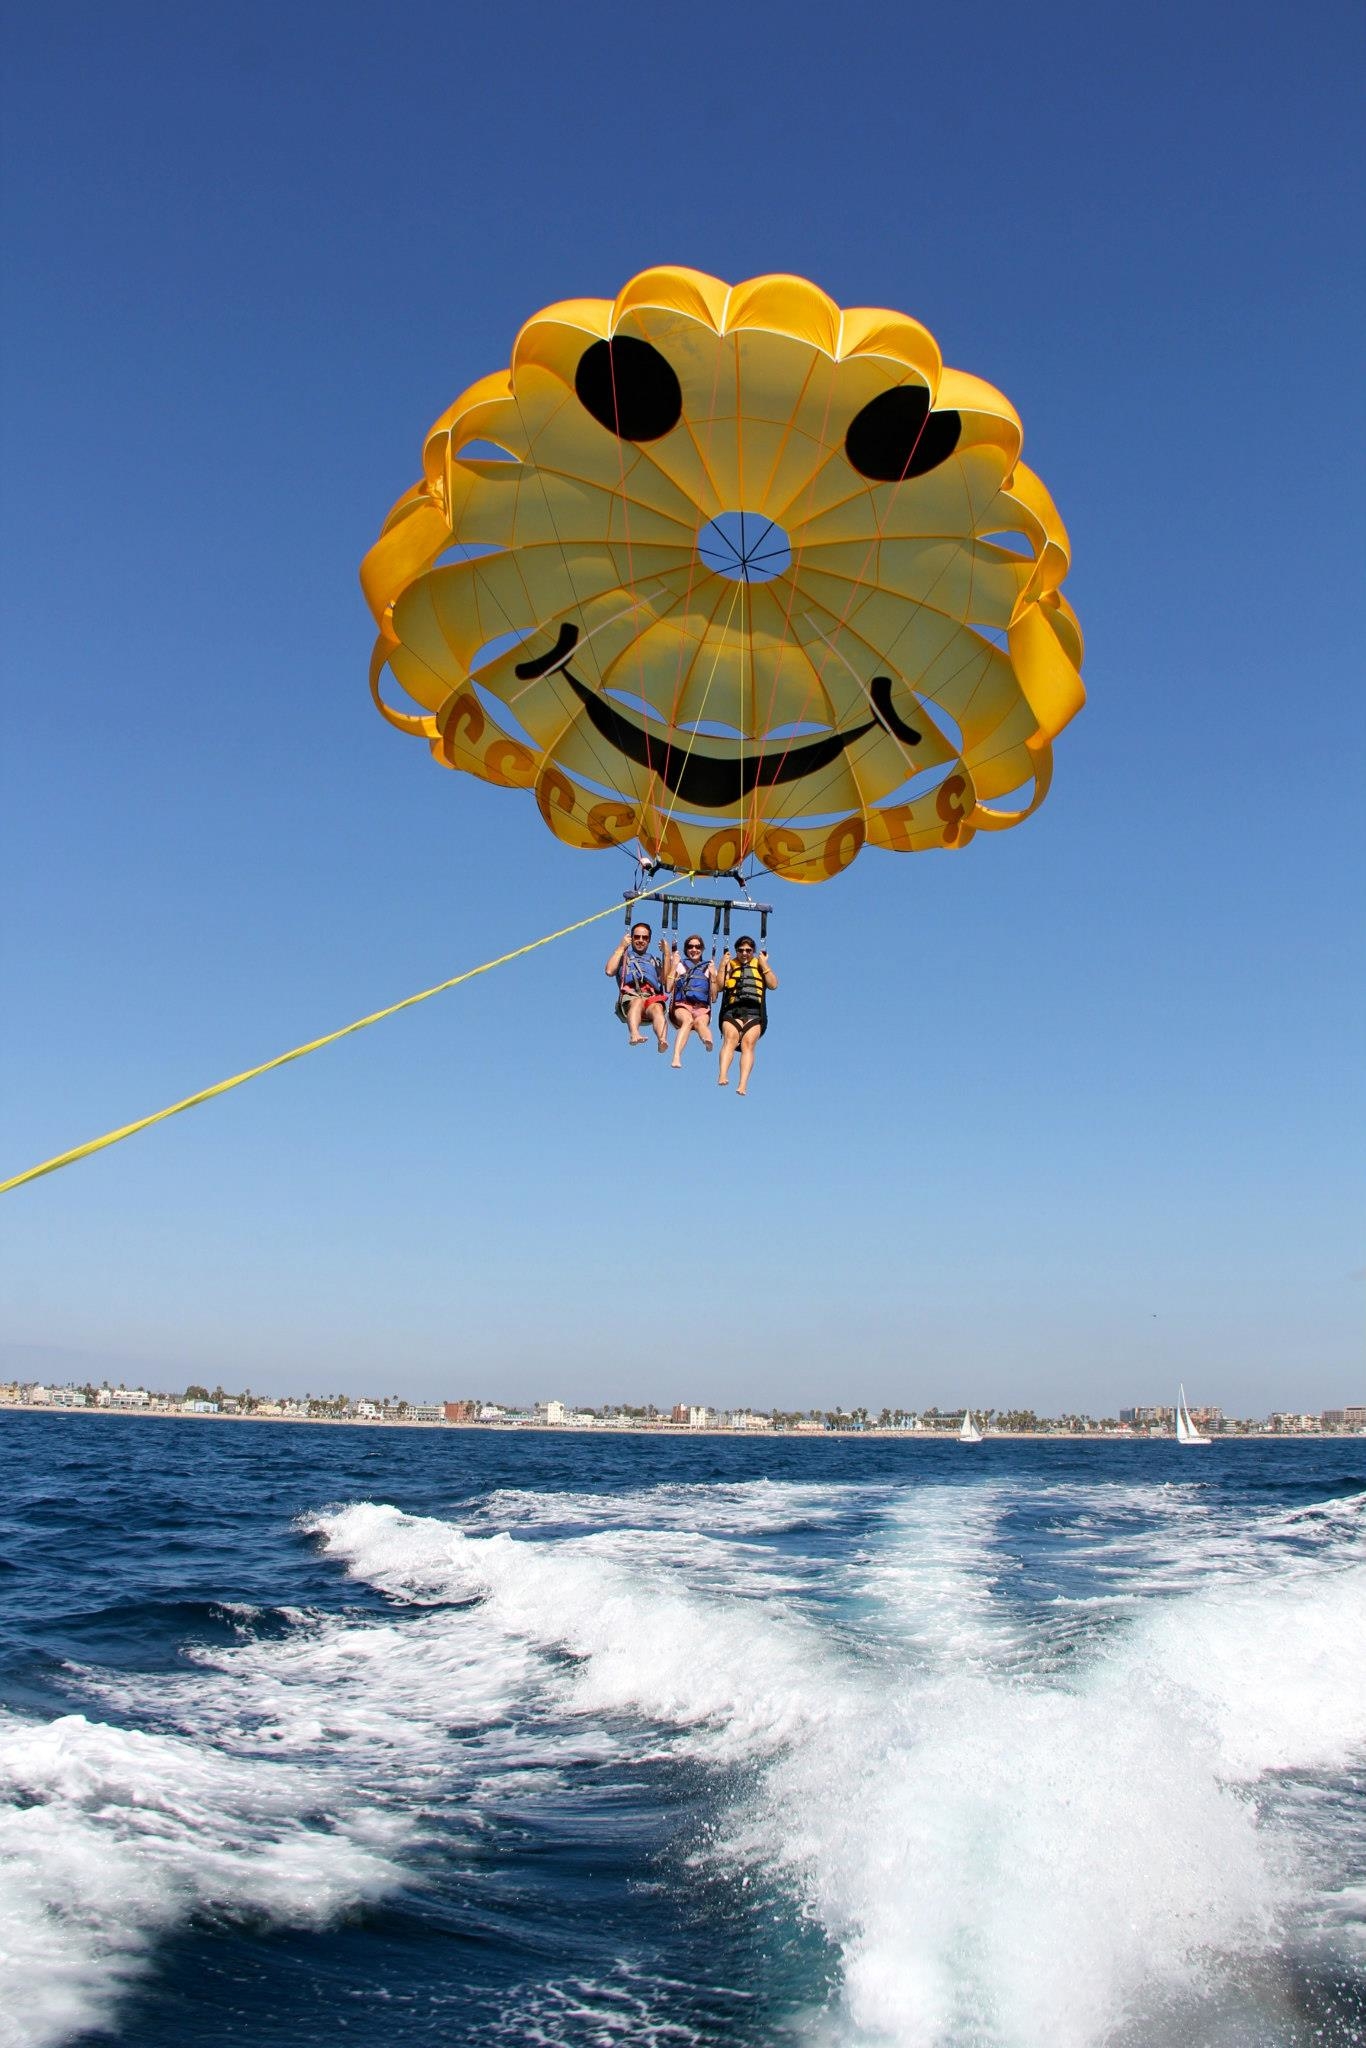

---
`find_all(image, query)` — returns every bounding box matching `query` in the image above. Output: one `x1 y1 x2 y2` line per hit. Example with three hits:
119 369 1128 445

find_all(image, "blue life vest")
617 946 664 996
673 958 713 1006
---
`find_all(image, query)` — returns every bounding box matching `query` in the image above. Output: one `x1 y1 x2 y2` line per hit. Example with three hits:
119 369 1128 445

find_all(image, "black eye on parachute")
575 336 683 443
844 384 962 483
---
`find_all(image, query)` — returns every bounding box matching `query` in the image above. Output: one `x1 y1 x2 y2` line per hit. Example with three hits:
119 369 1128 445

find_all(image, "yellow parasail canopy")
361 267 1084 883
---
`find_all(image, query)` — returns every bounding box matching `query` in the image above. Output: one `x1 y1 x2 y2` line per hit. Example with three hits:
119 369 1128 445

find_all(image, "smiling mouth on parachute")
514 623 923 812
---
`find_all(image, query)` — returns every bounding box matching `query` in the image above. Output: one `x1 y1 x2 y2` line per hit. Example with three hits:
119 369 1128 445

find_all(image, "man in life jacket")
605 921 670 1050
667 933 716 1069
717 935 778 1095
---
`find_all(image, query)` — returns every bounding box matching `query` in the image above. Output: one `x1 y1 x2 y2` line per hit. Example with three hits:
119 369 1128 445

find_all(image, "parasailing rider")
606 921 670 1051
717 936 777 1096
668 933 717 1068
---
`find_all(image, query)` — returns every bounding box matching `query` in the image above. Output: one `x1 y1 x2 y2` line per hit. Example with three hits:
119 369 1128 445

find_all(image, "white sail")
958 1409 982 1443
1175 1386 1210 1446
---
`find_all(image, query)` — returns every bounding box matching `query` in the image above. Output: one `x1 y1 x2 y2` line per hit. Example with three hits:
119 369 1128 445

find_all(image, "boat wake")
0 1475 1362 2046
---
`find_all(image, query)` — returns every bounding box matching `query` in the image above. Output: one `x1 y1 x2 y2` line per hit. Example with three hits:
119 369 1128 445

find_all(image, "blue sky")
2 0 1362 1414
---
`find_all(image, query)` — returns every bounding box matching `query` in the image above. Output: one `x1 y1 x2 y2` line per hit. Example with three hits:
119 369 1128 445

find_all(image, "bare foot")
628 1034 645 1046
736 1085 748 1096
656 1038 668 1054
718 1074 729 1086
670 1058 682 1069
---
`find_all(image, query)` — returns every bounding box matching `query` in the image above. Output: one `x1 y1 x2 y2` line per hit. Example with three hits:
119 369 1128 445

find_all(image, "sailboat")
1175 1386 1210 1446
958 1409 982 1444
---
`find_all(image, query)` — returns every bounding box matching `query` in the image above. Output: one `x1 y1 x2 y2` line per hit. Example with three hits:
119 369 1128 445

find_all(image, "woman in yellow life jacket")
717 936 778 1096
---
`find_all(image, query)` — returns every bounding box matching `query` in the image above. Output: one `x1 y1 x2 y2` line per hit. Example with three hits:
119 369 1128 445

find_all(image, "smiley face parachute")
360 267 1084 883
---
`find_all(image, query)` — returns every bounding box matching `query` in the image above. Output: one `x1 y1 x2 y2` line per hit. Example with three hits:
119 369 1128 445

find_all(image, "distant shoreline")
0 1404 1345 1441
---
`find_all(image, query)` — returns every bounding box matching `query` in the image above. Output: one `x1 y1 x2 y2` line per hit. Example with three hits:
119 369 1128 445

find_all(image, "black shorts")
722 1003 766 1038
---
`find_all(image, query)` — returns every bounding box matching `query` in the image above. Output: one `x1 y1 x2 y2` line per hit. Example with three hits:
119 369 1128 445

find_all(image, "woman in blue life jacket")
667 934 716 1069
605 921 670 1050
717 935 778 1096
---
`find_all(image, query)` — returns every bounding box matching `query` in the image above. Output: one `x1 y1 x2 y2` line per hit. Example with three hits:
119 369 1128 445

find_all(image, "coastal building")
1322 1407 1366 1430
544 1399 567 1425
410 1404 443 1422
726 1411 773 1430
355 1401 381 1420
96 1387 150 1409
687 1406 712 1428
1120 1406 1175 1426
444 1401 477 1423
49 1386 89 1407
181 1399 219 1414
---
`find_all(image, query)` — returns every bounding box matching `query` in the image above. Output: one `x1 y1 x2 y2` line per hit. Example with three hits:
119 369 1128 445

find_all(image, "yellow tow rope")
1 885 685 1197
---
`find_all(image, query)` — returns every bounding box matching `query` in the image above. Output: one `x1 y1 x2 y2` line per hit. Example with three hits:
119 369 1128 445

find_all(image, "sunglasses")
685 943 704 953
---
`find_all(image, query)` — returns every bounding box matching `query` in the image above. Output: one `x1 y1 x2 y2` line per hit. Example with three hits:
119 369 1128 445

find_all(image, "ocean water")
0 1419 1362 2048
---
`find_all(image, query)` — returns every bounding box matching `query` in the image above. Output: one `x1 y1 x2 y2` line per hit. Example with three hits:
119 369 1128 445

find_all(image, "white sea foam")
485 1963 736 2045
83 1603 543 1763
311 1484 1366 2048
477 1478 862 1536
0 1708 406 2048
474 1479 869 1603
850 1484 1019 1667
308 1501 844 1757
4 1478 1362 2048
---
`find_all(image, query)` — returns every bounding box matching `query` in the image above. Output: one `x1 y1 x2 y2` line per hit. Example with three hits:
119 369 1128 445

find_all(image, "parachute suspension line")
782 460 978 831
738 571 751 861
603 330 655 796
654 575 744 847
0 884 694 1199
753 400 966 862
504 389 644 807
504 587 670 719
427 498 647 784
731 337 747 856
801 615 922 783
641 326 730 850
740 358 843 847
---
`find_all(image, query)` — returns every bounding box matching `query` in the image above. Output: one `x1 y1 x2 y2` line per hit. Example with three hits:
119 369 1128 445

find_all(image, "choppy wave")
1 1461 1362 2047
0 1708 406 2048
308 1486 1366 2047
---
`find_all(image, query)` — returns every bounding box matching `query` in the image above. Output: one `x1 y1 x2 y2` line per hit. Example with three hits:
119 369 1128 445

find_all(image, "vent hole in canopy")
697 511 792 584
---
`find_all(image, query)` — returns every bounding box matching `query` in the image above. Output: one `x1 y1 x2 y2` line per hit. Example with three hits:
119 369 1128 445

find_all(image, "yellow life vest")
722 958 767 1011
